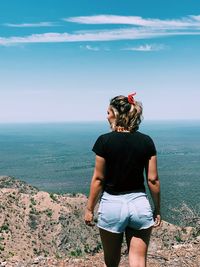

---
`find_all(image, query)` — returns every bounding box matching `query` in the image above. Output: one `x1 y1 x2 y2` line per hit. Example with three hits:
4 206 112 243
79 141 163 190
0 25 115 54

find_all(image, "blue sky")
0 0 200 122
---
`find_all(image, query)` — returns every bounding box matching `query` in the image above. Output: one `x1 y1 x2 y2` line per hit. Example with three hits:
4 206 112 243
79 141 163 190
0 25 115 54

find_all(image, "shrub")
29 214 38 230
50 193 57 201
70 248 83 257
172 202 200 237
30 198 37 206
45 209 53 217
0 224 9 232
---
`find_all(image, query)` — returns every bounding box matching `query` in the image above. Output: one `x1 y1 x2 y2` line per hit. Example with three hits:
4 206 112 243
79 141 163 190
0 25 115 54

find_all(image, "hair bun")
124 103 131 112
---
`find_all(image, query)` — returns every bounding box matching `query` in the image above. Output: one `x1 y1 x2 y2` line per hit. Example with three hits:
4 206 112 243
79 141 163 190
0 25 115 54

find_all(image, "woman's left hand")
84 209 95 226
153 213 161 227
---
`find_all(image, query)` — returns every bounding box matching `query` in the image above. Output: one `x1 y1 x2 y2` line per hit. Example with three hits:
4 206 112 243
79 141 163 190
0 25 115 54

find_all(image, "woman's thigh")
125 227 152 267
99 228 123 267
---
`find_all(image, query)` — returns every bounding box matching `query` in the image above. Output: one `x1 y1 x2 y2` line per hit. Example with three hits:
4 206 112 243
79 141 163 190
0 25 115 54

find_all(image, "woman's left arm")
85 155 105 225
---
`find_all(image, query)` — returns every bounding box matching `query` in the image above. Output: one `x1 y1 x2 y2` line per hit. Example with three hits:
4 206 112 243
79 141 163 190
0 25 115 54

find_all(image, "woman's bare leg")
125 227 152 267
99 228 123 267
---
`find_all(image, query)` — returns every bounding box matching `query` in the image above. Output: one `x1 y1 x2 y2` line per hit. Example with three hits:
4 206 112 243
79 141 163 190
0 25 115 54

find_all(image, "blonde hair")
110 95 143 132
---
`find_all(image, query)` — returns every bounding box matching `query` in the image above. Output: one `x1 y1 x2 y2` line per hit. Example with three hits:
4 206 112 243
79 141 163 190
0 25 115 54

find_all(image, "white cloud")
3 22 58 27
64 14 200 29
0 28 200 46
0 33 69 46
1 14 200 46
189 15 200 22
122 44 166 52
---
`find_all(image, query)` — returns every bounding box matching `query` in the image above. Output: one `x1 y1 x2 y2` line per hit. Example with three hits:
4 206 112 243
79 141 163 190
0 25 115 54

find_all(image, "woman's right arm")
145 155 161 227
84 155 105 226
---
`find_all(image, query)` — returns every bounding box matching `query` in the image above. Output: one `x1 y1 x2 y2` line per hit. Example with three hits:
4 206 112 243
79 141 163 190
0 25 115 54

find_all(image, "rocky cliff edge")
0 176 199 267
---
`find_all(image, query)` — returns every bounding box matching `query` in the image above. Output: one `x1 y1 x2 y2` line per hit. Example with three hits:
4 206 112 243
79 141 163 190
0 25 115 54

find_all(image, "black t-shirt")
92 131 156 194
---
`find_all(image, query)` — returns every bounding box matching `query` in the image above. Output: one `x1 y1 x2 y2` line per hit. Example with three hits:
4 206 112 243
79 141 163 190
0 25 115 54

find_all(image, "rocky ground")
0 176 199 267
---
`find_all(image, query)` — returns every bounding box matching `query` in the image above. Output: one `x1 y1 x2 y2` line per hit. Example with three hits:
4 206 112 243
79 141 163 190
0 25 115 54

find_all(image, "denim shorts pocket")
134 196 153 219
99 200 122 225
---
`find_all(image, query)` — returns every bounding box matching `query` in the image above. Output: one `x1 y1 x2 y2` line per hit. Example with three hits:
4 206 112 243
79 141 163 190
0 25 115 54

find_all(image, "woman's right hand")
84 209 95 226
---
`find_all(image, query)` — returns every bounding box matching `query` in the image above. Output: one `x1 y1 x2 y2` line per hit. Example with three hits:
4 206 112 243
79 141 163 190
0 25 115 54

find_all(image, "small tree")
172 202 200 237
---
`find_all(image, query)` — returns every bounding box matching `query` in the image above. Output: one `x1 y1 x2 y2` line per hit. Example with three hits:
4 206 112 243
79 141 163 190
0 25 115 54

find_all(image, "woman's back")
93 131 156 194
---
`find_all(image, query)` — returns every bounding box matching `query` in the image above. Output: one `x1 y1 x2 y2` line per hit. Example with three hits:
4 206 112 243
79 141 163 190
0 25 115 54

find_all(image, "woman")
85 93 161 267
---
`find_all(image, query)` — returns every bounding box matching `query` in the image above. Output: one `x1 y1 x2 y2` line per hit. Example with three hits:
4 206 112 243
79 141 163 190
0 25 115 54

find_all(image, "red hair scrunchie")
128 92 136 105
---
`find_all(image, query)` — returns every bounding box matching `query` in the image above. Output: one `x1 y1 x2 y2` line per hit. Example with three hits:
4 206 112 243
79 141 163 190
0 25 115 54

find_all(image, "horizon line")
0 119 200 124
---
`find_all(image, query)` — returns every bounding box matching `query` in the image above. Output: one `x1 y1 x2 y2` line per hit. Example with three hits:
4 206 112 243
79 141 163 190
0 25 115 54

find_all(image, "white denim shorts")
97 191 154 233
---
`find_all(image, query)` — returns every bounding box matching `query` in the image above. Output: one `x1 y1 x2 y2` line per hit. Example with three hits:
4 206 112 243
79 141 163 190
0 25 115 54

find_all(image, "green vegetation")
70 248 83 257
50 193 57 201
29 207 39 215
55 252 62 259
0 224 9 232
30 197 37 206
174 230 183 243
45 209 53 217
172 203 200 237
9 251 15 257
29 214 38 230
33 248 39 255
